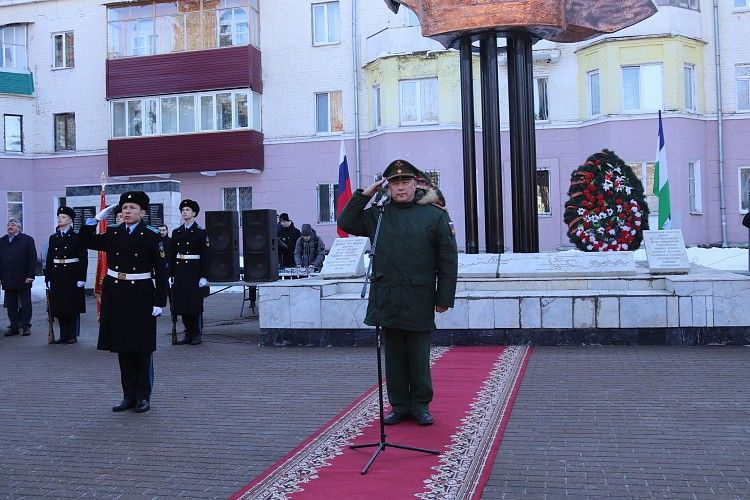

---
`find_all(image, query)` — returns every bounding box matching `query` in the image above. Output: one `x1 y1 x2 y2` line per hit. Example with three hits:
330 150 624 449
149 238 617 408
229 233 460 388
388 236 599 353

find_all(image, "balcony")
106 45 262 99
108 129 263 177
365 26 444 64
0 70 34 95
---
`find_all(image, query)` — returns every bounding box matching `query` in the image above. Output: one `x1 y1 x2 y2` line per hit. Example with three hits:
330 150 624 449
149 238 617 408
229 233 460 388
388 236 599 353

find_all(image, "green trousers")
382 328 432 416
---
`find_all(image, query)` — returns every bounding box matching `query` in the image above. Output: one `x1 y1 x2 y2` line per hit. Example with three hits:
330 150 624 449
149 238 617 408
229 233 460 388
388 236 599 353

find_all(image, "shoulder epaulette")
146 225 159 233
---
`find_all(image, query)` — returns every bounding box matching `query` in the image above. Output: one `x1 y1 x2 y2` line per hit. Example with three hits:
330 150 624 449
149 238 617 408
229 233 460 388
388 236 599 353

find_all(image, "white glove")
95 203 119 221
151 306 162 317
169 277 174 285
76 281 85 288
45 281 51 289
198 277 208 287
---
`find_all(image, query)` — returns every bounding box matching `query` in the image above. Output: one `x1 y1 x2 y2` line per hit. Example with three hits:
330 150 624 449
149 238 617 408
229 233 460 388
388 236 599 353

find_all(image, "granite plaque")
496 251 636 277
72 206 95 232
319 237 370 278
458 253 499 277
643 230 690 274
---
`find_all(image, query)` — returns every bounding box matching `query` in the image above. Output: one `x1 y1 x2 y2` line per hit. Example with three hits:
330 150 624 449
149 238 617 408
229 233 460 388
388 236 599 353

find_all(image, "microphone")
373 189 390 207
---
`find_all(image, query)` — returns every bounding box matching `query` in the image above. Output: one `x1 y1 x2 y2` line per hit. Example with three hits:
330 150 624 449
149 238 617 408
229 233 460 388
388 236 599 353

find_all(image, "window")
1 25 28 70
684 64 696 112
111 89 261 137
533 77 549 121
734 0 749 10
399 77 439 125
688 161 702 214
218 7 249 47
658 0 700 9
622 64 663 113
587 71 600 117
317 183 338 223
52 32 74 69
737 65 750 111
54 113 76 151
628 161 659 224
537 169 551 215
315 91 343 133
312 2 340 46
222 186 253 212
3 115 22 152
404 7 420 27
740 167 750 213
7 192 23 226
129 18 155 56
372 85 381 129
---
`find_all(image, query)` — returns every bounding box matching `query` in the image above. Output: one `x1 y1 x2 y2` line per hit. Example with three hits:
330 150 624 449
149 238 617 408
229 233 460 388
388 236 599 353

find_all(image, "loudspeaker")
205 211 240 282
242 209 278 282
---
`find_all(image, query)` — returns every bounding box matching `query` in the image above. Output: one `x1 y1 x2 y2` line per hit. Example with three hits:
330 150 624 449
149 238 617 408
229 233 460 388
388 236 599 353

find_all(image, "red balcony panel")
106 45 262 99
108 130 264 176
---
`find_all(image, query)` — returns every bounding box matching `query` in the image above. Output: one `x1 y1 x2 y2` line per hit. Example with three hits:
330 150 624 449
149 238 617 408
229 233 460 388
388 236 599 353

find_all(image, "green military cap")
383 159 420 182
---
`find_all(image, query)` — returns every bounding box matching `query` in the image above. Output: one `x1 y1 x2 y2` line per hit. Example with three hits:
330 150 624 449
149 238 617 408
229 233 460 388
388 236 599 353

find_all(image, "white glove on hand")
151 306 162 317
76 281 85 288
198 277 208 287
45 281 51 289
169 277 175 285
95 203 119 221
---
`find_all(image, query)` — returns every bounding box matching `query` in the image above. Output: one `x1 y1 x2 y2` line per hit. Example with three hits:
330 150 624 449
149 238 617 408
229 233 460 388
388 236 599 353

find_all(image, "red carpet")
232 345 531 499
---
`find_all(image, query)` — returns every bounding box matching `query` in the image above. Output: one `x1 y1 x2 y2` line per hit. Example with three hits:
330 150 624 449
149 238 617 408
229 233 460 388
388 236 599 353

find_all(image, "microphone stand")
349 195 439 475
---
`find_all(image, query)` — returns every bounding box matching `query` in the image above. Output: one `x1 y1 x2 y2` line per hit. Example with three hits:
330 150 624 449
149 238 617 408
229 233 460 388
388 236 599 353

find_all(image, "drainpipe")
713 0 728 247
351 0 362 188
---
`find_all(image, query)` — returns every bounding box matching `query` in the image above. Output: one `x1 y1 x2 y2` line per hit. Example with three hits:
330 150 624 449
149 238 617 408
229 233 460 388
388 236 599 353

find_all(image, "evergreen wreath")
563 149 650 251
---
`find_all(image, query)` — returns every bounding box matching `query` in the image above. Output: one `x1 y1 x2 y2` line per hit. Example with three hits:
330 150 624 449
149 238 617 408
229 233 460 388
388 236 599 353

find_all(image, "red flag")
336 138 352 237
94 188 107 318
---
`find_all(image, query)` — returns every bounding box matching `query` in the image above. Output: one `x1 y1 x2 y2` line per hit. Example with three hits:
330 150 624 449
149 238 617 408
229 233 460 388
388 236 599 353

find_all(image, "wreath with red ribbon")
563 149 650 251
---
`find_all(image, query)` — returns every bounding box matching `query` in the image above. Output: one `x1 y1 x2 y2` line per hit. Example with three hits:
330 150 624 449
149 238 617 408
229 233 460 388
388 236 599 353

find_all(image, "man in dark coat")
170 199 210 345
0 218 37 337
79 191 168 413
44 206 88 344
338 159 458 426
277 213 301 268
294 224 326 271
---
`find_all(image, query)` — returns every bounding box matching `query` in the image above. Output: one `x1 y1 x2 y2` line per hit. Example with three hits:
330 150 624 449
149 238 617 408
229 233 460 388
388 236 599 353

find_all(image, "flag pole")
94 172 108 320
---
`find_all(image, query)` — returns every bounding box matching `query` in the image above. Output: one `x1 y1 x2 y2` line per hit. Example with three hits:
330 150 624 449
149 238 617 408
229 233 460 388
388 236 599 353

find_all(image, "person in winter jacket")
277 213 301 268
294 224 326 271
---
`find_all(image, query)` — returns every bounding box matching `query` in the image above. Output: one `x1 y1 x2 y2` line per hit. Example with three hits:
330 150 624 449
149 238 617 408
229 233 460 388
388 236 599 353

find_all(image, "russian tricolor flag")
336 138 352 237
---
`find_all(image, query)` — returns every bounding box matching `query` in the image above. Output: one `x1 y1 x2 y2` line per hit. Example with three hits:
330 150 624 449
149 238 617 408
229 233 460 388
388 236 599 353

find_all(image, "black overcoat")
44 229 87 316
79 221 168 353
0 233 37 290
170 223 209 314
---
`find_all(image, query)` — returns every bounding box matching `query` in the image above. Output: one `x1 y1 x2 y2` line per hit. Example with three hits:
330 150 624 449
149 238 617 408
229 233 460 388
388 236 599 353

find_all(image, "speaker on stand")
242 209 279 282
205 211 240 282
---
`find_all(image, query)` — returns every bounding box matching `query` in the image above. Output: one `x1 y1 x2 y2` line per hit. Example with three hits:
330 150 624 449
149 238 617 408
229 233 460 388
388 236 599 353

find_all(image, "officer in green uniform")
337 159 458 426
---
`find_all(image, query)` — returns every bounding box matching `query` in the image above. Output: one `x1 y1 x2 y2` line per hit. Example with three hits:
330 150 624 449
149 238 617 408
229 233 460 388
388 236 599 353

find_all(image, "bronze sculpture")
384 0 657 48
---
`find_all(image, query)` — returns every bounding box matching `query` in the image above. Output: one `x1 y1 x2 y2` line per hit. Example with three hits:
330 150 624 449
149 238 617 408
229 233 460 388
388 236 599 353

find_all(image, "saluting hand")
362 177 387 197
95 203 119 221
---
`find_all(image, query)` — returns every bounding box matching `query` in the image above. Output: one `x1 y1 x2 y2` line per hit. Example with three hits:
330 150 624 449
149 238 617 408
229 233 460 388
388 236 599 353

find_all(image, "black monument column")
507 31 539 253
479 33 504 254
459 36 479 254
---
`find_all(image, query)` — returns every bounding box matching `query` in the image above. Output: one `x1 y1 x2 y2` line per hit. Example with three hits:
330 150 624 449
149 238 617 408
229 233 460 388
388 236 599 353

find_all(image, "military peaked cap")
179 199 200 215
57 206 75 220
119 191 150 211
383 159 420 181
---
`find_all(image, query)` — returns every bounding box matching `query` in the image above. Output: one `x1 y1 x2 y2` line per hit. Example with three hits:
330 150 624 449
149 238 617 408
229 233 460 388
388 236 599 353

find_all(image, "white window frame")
737 64 750 112
7 191 24 226
51 31 74 69
587 70 600 117
315 91 342 134
3 114 23 152
1 24 28 71
317 182 338 224
628 161 659 227
217 7 250 47
312 2 340 46
533 77 549 121
622 63 663 113
128 18 155 57
536 168 551 216
684 64 696 112
372 85 381 130
739 166 750 214
688 160 702 214
399 77 439 126
110 89 261 138
734 0 750 11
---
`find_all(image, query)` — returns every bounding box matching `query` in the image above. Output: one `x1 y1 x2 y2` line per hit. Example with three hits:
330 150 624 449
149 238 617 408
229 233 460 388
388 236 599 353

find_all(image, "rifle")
169 285 177 345
46 288 55 344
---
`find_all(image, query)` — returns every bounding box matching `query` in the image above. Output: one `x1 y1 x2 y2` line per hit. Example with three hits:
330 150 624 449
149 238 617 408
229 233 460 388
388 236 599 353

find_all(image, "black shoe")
134 399 150 413
4 328 19 337
190 338 202 345
65 338 77 344
112 399 135 412
413 412 433 426
383 411 406 425
175 338 190 345
21 328 30 336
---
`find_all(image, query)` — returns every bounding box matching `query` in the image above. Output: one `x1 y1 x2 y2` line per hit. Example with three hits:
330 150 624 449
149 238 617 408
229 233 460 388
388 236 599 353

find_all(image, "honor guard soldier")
79 191 168 413
44 206 88 343
170 199 210 345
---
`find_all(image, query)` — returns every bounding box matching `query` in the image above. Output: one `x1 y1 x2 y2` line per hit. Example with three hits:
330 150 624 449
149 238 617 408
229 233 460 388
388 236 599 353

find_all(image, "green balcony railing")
0 71 34 95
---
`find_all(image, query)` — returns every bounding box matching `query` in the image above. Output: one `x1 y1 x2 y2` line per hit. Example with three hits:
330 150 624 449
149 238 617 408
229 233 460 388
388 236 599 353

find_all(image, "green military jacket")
337 189 458 331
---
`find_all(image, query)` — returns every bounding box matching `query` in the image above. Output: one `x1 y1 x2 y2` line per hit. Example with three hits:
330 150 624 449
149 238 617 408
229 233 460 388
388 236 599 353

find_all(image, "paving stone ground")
0 291 748 499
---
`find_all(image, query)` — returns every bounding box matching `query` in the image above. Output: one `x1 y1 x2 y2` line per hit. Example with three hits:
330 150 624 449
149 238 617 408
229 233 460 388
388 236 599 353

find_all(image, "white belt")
107 269 152 280
176 254 201 260
53 258 79 264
